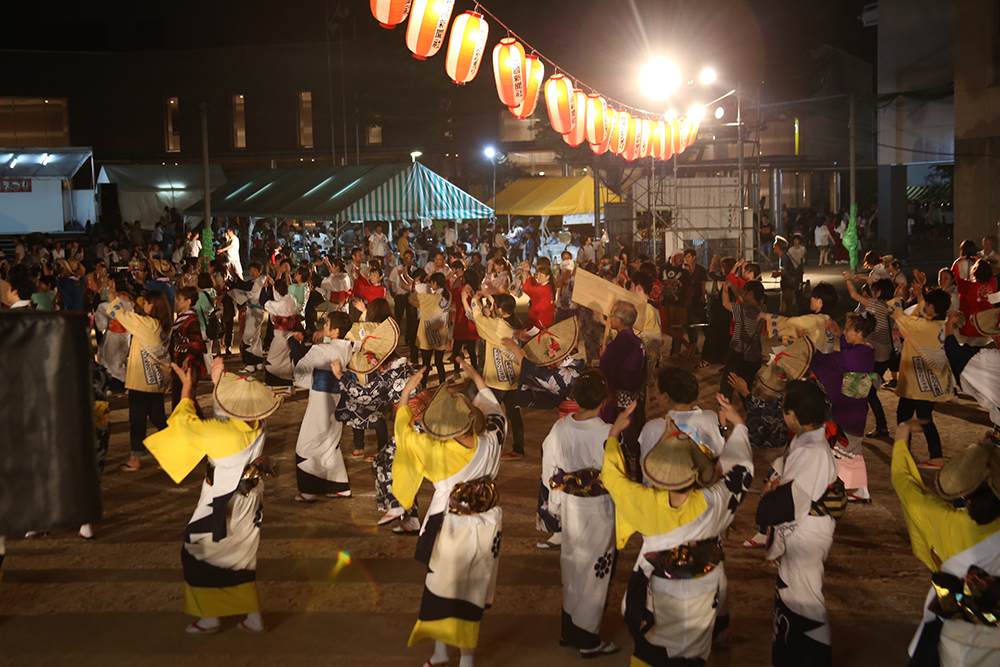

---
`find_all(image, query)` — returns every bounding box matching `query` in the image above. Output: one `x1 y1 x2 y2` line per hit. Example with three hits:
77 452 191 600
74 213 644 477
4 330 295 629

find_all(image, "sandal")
293 493 316 503
349 450 365 458
500 451 524 460
185 620 220 634
237 620 268 634
118 463 140 472
695 360 710 369
364 454 376 462
581 641 620 658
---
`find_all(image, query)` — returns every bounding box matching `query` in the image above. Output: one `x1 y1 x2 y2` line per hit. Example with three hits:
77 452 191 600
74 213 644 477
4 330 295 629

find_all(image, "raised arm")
843 271 869 306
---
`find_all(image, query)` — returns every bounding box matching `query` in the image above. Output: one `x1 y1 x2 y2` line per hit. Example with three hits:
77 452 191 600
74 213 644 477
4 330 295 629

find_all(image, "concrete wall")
876 0 955 165
0 178 64 232
954 0 1000 247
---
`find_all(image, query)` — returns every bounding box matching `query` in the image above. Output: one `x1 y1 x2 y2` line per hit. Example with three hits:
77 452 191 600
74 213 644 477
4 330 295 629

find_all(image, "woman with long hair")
107 289 173 471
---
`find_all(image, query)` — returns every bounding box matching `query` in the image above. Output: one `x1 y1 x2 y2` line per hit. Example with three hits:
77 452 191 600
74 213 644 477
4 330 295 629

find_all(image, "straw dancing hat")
152 258 176 277
972 308 1000 337
523 317 580 367
641 417 718 491
422 383 486 441
936 439 1000 500
756 338 816 395
57 259 86 277
348 317 400 374
213 372 282 421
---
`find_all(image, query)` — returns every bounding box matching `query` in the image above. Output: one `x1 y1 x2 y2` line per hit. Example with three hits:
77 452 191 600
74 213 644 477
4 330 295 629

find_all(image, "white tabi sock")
242 612 265 632
429 640 449 665
458 655 474 667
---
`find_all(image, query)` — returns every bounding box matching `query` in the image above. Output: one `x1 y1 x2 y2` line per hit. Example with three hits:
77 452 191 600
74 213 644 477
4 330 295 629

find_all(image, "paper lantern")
585 94 607 146
677 117 695 149
371 0 411 28
562 89 588 147
610 109 630 155
445 11 489 84
650 120 667 159
493 38 526 108
590 107 616 155
668 118 683 154
511 55 544 119
405 0 455 60
545 74 577 135
638 118 652 158
622 115 640 161
686 118 700 147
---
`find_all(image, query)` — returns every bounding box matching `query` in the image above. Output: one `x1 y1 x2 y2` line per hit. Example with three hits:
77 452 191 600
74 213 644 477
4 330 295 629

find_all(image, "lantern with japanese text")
637 118 652 158
405 0 455 60
445 11 489 84
686 118 700 148
610 109 630 155
493 38 526 108
650 120 667 159
562 89 588 147
511 54 544 119
622 115 640 161
677 117 697 151
371 0 412 28
545 74 577 135
590 107 616 154
585 94 607 146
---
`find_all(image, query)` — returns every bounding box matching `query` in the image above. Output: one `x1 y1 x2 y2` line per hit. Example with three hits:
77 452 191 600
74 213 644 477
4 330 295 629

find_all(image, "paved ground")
3 251 992 667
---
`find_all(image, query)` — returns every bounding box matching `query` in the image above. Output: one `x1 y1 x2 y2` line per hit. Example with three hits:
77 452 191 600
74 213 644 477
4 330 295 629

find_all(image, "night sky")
3 0 876 108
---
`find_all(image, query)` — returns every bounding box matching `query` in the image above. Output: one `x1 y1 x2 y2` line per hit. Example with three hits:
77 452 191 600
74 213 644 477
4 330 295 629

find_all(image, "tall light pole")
484 146 497 232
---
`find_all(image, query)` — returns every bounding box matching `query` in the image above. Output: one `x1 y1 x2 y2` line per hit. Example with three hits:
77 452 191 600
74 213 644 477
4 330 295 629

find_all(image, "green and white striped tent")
183 162 492 222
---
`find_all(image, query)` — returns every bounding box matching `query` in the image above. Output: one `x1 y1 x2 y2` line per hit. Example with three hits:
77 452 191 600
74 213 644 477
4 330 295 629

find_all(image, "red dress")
450 284 478 340
522 276 556 329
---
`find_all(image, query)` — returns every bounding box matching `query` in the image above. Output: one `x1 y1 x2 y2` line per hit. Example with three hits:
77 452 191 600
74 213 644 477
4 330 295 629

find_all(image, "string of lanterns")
369 0 700 160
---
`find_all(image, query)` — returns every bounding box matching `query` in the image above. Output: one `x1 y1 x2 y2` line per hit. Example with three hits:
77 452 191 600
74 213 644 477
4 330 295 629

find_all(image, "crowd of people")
2 218 1000 667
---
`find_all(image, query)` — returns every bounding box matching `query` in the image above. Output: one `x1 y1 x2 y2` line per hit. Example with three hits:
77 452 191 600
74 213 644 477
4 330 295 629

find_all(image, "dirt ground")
1 263 993 667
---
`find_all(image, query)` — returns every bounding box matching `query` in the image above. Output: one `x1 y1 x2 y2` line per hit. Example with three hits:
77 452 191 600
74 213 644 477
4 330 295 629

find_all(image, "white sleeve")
472 387 503 417
638 419 665 465
293 345 324 389
781 444 835 521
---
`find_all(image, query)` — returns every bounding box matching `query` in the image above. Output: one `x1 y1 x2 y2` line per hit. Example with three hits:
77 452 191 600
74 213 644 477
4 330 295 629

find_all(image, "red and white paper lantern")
493 38 526 108
405 0 454 60
445 11 489 84
371 0 411 28
511 55 544 119
545 74 577 135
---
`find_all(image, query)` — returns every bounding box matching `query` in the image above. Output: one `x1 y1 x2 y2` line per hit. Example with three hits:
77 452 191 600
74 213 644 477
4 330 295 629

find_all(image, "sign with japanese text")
0 179 31 193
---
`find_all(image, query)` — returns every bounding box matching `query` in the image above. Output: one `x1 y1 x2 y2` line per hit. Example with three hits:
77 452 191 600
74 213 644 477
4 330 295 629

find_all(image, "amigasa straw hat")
422 383 486 441
348 317 400 374
936 439 1000 500
522 317 580 367
756 338 816 396
972 308 1000 337
641 417 718 491
213 372 282 421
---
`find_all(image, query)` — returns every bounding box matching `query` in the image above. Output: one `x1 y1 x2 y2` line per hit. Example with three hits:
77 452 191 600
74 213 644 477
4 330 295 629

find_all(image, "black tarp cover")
0 311 103 533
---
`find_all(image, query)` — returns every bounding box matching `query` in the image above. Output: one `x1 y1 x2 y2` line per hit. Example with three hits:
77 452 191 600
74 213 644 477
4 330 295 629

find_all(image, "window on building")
232 94 246 149
165 97 180 153
0 98 70 147
367 125 383 145
298 92 313 148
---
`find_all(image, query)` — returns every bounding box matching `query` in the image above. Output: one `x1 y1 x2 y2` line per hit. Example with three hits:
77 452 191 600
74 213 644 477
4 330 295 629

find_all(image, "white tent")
98 165 226 229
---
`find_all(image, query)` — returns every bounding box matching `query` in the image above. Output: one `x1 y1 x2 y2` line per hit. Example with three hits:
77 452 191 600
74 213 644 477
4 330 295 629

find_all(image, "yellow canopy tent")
490 176 619 216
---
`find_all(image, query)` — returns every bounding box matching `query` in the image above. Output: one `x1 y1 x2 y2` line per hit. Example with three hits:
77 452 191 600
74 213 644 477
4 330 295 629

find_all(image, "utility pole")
200 103 211 228
736 86 749 259
326 0 338 166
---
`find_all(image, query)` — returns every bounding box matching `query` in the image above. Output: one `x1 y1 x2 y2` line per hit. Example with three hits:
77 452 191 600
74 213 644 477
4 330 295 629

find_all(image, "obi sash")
272 314 300 331
550 467 607 498
644 537 725 580
808 478 848 520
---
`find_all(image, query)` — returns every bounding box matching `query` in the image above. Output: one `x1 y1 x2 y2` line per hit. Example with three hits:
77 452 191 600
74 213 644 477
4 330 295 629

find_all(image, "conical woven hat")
642 417 718 491
58 259 85 276
757 338 816 395
523 317 580 367
348 318 399 374
973 308 1000 337
936 440 1000 499
213 372 282 421
152 258 176 277
422 383 486 441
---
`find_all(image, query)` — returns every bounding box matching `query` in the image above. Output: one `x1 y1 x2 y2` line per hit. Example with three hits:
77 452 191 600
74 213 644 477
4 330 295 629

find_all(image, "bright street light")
639 58 681 100
688 104 706 121
484 147 496 159
409 150 423 163
715 106 725 119
665 108 678 121
699 67 717 85
8 157 17 168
